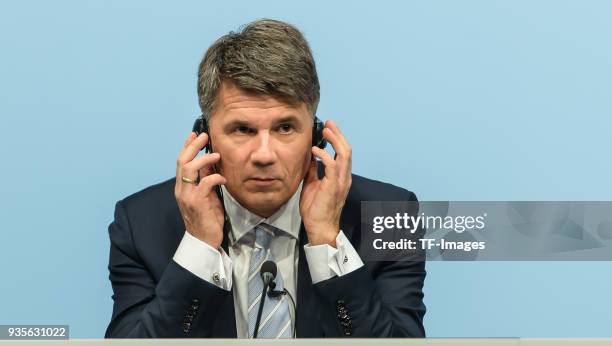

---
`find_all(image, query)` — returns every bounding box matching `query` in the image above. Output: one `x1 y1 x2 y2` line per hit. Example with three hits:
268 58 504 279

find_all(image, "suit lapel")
296 223 323 337
212 220 238 337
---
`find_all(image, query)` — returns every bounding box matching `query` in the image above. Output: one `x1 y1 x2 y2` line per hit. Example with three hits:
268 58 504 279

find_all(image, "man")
105 19 426 338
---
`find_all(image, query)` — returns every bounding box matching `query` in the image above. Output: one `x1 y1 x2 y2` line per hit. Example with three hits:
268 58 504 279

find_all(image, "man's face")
209 80 313 218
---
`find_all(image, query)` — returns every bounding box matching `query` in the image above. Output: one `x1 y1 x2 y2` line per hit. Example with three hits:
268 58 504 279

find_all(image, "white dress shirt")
173 182 363 338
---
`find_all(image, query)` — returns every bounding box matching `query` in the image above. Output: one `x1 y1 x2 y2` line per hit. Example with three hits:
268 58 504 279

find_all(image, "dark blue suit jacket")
105 174 426 338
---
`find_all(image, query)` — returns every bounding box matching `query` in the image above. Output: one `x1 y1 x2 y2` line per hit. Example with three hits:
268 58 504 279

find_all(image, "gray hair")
197 19 320 121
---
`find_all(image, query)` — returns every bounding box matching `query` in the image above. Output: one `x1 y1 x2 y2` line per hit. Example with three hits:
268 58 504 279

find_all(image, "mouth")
247 177 281 187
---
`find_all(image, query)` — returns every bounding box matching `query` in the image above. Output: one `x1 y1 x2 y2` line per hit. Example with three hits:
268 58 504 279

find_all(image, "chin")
248 191 283 205
241 191 287 216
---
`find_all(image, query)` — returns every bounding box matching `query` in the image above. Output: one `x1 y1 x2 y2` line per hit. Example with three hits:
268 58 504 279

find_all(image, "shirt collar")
221 182 303 245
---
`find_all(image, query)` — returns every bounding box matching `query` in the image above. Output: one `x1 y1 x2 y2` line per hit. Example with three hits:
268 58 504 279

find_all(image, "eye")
278 123 294 134
234 125 254 135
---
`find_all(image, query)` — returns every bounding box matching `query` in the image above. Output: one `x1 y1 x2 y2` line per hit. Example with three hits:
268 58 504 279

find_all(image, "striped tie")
247 224 293 338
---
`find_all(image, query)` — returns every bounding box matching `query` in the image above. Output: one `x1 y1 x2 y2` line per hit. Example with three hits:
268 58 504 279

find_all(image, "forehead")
213 81 310 123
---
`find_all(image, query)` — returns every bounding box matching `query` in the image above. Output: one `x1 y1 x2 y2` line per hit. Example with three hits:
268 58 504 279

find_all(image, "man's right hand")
175 132 227 249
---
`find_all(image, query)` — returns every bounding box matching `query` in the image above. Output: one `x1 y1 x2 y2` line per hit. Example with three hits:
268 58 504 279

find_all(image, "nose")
250 131 277 167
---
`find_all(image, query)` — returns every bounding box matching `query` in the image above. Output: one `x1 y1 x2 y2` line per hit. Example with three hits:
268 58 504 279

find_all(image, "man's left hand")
300 120 352 247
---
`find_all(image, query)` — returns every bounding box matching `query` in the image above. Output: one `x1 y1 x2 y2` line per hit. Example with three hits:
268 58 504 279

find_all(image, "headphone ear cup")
192 114 211 153
192 117 203 136
312 117 327 149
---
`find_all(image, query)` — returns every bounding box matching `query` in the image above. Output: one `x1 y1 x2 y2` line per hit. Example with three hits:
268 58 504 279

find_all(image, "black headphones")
192 114 327 153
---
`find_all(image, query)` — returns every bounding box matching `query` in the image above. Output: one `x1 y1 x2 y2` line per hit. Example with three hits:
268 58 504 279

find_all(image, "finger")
326 121 352 182
176 132 197 175
183 152 220 178
194 173 227 196
312 146 337 182
176 132 198 194
176 133 209 193
325 120 350 150
183 132 197 148
326 120 352 161
177 132 209 166
323 125 351 162
322 127 351 180
303 157 318 186
322 127 348 157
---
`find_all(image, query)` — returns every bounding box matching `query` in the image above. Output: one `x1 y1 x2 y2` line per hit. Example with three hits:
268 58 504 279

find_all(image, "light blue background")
1 0 611 338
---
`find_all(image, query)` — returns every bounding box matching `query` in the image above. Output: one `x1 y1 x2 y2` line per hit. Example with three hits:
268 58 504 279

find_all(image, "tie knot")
254 224 275 250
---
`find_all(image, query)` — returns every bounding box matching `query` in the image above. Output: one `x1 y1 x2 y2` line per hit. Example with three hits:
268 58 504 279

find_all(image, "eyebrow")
273 115 302 125
222 114 305 130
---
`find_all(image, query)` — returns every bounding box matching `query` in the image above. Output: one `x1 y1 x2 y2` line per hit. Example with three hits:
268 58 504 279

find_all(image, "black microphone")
253 260 277 338
260 260 277 287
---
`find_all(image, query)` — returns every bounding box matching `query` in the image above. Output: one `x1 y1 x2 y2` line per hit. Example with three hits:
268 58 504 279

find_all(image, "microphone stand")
269 288 297 338
253 274 272 338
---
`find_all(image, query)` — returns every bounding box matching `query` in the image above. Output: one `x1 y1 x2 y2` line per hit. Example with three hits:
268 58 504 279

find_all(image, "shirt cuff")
173 231 233 290
303 230 364 284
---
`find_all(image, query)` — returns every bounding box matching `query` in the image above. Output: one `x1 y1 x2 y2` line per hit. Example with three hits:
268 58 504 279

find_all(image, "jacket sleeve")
104 200 230 338
312 191 426 337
